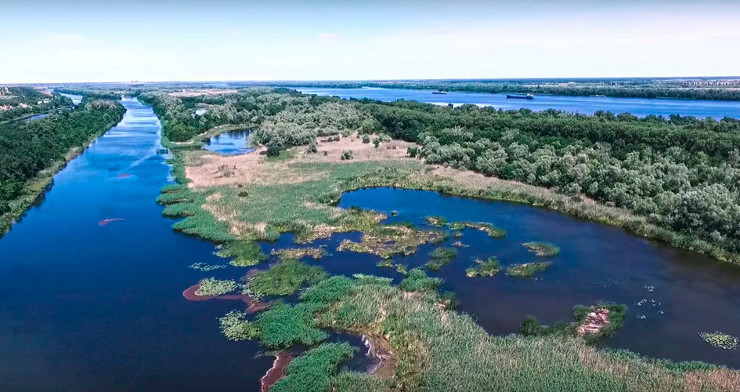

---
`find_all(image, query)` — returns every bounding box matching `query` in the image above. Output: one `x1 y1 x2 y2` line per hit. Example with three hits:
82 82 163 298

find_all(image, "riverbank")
0 110 124 239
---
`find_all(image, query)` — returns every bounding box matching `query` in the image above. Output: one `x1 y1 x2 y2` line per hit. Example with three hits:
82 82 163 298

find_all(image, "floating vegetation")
644 285 655 292
270 247 327 261
523 242 560 257
426 247 458 271
337 223 446 259
449 221 506 238
698 331 738 350
452 231 463 238
217 241 268 267
399 268 442 292
195 278 237 296
506 262 551 278
390 210 398 216
377 259 394 268
451 241 468 248
352 274 392 286
219 310 259 341
425 215 447 227
245 259 327 298
188 262 227 272
395 264 408 274
466 257 501 277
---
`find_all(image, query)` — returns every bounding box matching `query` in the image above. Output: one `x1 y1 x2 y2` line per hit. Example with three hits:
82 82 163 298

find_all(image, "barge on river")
506 93 534 99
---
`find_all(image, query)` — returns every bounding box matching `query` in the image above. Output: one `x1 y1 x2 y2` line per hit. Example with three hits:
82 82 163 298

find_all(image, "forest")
0 86 72 122
0 99 125 233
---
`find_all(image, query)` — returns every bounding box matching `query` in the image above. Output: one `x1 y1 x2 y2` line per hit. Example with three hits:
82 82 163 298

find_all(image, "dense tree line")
355 100 740 252
0 87 72 122
0 100 125 215
280 80 740 101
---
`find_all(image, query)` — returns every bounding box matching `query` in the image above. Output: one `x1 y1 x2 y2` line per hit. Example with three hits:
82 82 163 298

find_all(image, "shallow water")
260 188 740 368
297 87 740 119
203 129 254 155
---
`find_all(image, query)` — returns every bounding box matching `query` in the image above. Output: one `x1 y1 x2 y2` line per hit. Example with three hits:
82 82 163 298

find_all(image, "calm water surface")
202 130 254 155
298 87 740 119
0 99 273 391
2 99 739 391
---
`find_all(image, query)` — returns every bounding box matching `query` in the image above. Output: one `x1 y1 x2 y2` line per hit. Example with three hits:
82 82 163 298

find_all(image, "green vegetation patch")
426 247 458 271
246 259 327 298
399 268 442 292
255 302 328 348
338 223 446 259
573 303 627 338
506 261 552 278
219 310 259 341
466 257 501 277
449 221 506 238
188 262 227 272
523 242 561 257
425 215 448 227
195 278 237 296
698 331 738 350
271 342 356 392
271 247 327 261
217 241 268 267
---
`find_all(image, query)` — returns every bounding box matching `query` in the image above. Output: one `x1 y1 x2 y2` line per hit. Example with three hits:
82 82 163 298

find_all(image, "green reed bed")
466 257 501 277
271 342 357 392
506 261 552 278
449 221 506 238
245 259 327 298
523 242 561 257
195 277 237 296
425 247 458 271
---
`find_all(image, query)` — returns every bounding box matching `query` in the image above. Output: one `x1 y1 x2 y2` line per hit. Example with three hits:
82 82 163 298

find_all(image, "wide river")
1 96 739 391
297 87 740 119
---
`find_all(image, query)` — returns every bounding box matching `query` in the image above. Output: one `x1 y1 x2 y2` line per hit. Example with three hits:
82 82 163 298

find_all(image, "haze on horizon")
3 0 740 84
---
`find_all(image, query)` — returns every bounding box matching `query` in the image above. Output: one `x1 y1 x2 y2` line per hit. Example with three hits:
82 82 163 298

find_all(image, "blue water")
58 93 83 106
24 113 49 122
203 130 254 155
260 188 740 368
0 99 272 391
297 87 740 119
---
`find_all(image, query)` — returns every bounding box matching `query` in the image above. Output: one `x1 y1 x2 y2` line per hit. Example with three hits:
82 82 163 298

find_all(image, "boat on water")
506 93 534 100
432 91 448 94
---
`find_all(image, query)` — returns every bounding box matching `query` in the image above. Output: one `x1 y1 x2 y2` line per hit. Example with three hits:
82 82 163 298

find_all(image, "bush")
341 150 354 160
362 134 371 143
266 145 282 157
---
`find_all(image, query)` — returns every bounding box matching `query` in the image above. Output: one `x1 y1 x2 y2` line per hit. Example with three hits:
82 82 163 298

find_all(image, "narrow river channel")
0 98 270 391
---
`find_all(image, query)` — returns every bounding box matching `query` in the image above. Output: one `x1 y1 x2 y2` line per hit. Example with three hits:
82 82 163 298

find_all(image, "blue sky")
3 0 740 83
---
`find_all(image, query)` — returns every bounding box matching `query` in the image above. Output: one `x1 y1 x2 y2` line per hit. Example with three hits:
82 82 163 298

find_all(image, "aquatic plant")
271 247 327 261
399 268 442 292
246 259 327 298
255 302 328 348
195 277 237 296
506 261 552 278
426 247 458 271
449 221 506 238
466 257 501 277
523 242 561 257
338 224 446 259
698 331 738 350
271 342 356 392
188 262 227 272
352 274 392 286
219 310 259 341
425 215 448 227
217 241 268 267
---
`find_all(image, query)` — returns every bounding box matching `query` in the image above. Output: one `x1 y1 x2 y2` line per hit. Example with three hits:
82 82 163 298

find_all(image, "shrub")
362 134 371 143
341 150 354 160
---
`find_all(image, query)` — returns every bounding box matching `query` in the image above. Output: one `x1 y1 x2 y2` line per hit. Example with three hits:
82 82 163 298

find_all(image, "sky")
2 0 740 83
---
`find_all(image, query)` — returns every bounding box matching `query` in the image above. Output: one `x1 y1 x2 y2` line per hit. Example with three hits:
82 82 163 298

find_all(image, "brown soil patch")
98 218 124 226
363 334 398 379
185 134 418 189
261 352 294 392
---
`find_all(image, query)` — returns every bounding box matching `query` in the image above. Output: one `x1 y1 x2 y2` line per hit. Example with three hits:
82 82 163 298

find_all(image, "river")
297 87 740 119
0 98 271 391
1 96 739 391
